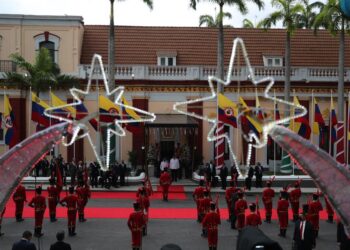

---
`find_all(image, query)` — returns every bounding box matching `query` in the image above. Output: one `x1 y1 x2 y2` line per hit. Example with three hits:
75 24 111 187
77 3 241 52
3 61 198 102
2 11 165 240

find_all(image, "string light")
173 38 307 177
44 54 156 171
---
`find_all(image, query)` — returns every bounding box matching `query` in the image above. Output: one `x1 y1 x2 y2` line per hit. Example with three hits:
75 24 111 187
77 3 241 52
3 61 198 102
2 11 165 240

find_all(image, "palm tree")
2 47 78 96
296 0 324 29
191 0 264 86
199 12 232 27
260 0 303 115
314 0 350 121
242 18 264 28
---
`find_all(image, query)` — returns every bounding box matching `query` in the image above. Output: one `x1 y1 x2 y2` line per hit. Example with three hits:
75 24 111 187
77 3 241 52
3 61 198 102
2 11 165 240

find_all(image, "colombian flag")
330 96 338 143
120 97 142 134
218 93 238 128
3 95 15 146
99 95 121 123
239 97 263 136
313 97 325 135
51 92 76 119
291 96 311 139
75 102 98 130
31 92 51 127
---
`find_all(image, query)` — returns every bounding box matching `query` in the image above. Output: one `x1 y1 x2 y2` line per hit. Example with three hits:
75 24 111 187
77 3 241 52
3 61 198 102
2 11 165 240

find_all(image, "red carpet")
3 207 335 220
156 185 184 193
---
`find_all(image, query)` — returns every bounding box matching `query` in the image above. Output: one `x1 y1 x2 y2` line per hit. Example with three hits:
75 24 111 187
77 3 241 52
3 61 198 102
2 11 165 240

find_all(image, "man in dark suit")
12 231 37 250
50 230 72 250
293 205 314 250
219 164 228 190
337 221 350 250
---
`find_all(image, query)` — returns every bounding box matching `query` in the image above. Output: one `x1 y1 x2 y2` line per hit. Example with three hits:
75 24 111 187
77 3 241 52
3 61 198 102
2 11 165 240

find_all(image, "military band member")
47 178 59 222
202 202 221 250
28 186 46 237
262 180 275 223
235 191 248 231
128 202 146 250
289 181 302 221
308 193 323 238
159 169 172 201
60 186 78 236
193 180 205 222
246 203 261 227
136 189 150 236
76 181 91 222
12 184 27 222
324 195 334 223
0 206 5 236
277 190 289 237
200 191 212 237
136 181 151 198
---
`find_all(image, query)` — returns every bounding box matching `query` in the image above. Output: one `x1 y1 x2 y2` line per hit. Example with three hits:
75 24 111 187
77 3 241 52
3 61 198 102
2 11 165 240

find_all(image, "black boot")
68 227 73 236
327 215 333 223
0 226 4 237
35 228 43 238
16 215 24 222
142 226 147 236
71 227 76 236
82 214 86 222
278 229 283 237
315 230 318 238
283 229 287 237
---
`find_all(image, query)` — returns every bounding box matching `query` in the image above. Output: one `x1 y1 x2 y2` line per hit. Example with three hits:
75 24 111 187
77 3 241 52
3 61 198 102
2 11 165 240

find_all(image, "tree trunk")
284 31 291 116
338 19 345 121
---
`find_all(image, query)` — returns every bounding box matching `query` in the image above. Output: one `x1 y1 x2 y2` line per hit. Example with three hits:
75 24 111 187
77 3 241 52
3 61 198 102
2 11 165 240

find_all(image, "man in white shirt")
169 155 179 182
160 158 169 172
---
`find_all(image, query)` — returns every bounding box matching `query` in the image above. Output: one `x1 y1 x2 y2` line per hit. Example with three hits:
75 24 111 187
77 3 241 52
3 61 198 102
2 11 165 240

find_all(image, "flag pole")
273 90 276 176
96 79 100 162
311 90 314 145
28 87 31 137
292 89 295 176
329 91 332 156
347 91 350 167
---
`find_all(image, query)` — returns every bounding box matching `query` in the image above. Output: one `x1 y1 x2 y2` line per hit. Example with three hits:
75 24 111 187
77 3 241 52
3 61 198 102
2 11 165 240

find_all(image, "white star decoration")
173 38 307 177
44 54 156 171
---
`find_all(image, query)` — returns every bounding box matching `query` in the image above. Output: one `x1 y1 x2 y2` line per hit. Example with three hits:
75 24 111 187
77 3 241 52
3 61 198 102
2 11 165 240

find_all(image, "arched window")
34 32 60 63
39 41 55 63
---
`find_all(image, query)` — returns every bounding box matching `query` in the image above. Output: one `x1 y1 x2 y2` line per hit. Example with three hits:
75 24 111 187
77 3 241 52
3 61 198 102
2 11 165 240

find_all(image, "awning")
146 114 198 127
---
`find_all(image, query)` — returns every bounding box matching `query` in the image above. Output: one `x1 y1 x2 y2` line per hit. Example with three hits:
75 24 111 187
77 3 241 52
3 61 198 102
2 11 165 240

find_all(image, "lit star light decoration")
173 38 307 177
44 54 156 171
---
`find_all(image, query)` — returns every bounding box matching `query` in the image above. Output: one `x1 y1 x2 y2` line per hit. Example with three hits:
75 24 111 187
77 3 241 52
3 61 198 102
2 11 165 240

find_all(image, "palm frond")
142 0 153 9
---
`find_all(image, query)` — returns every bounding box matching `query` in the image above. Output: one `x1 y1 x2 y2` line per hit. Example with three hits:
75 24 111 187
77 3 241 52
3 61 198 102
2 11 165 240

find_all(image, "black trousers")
171 169 178 182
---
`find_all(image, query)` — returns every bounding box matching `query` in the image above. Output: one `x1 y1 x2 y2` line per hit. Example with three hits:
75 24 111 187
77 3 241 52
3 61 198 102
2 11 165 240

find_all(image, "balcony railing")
80 64 350 82
0 60 16 73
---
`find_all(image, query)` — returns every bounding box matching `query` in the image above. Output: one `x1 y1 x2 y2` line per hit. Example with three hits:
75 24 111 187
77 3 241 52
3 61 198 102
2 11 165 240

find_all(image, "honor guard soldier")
200 191 212 237
128 202 146 250
136 182 150 198
202 202 221 250
225 181 238 222
235 190 248 231
262 180 275 223
308 193 323 238
193 180 205 222
13 184 27 222
136 189 150 236
28 186 46 237
0 207 5 236
47 178 59 222
76 181 91 222
324 195 334 223
289 181 302 221
229 188 240 229
277 190 289 237
60 186 78 236
246 203 261 228
159 169 172 201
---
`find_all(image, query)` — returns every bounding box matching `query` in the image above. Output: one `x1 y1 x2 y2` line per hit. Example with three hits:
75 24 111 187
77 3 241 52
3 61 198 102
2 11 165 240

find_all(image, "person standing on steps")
254 162 263 188
219 164 228 190
169 155 179 182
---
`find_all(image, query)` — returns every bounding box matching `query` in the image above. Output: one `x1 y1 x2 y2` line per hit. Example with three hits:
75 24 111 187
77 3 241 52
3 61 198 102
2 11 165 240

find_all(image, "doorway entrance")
160 141 174 161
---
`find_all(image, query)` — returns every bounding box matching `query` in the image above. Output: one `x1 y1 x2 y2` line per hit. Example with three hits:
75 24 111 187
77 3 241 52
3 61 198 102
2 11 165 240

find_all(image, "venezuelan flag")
4 95 15 146
50 92 76 118
239 97 262 136
99 95 121 122
31 92 51 127
291 96 311 139
313 98 325 135
120 97 142 133
218 93 238 128
75 102 98 130
330 96 338 143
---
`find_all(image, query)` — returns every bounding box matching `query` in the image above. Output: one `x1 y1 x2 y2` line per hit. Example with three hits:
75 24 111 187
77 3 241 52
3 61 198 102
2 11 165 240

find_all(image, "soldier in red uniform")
28 186 46 237
136 189 150 236
200 191 212 237
308 193 323 238
277 190 289 237
193 180 205 222
136 182 151 198
202 202 221 250
60 186 79 236
159 169 172 201
289 181 302 221
12 184 26 222
47 178 59 222
262 180 275 223
235 191 248 231
128 202 146 250
246 203 261 227
76 181 91 222
225 181 238 222
0 207 6 236
324 195 334 223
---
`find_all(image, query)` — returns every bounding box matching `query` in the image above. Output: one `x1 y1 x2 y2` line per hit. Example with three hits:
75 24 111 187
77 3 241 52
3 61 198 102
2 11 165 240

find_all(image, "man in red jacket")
76 181 91 222
289 181 302 221
200 190 212 236
246 203 261 228
193 180 205 222
128 202 146 250
308 193 323 238
202 202 221 250
277 190 289 237
159 169 172 201
136 188 150 236
47 178 59 222
60 186 79 236
225 181 238 222
12 184 26 222
262 180 275 223
235 191 248 231
28 186 46 237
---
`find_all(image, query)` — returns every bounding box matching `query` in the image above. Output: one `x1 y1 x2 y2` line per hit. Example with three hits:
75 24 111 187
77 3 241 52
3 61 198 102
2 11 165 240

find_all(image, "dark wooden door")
160 141 174 161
